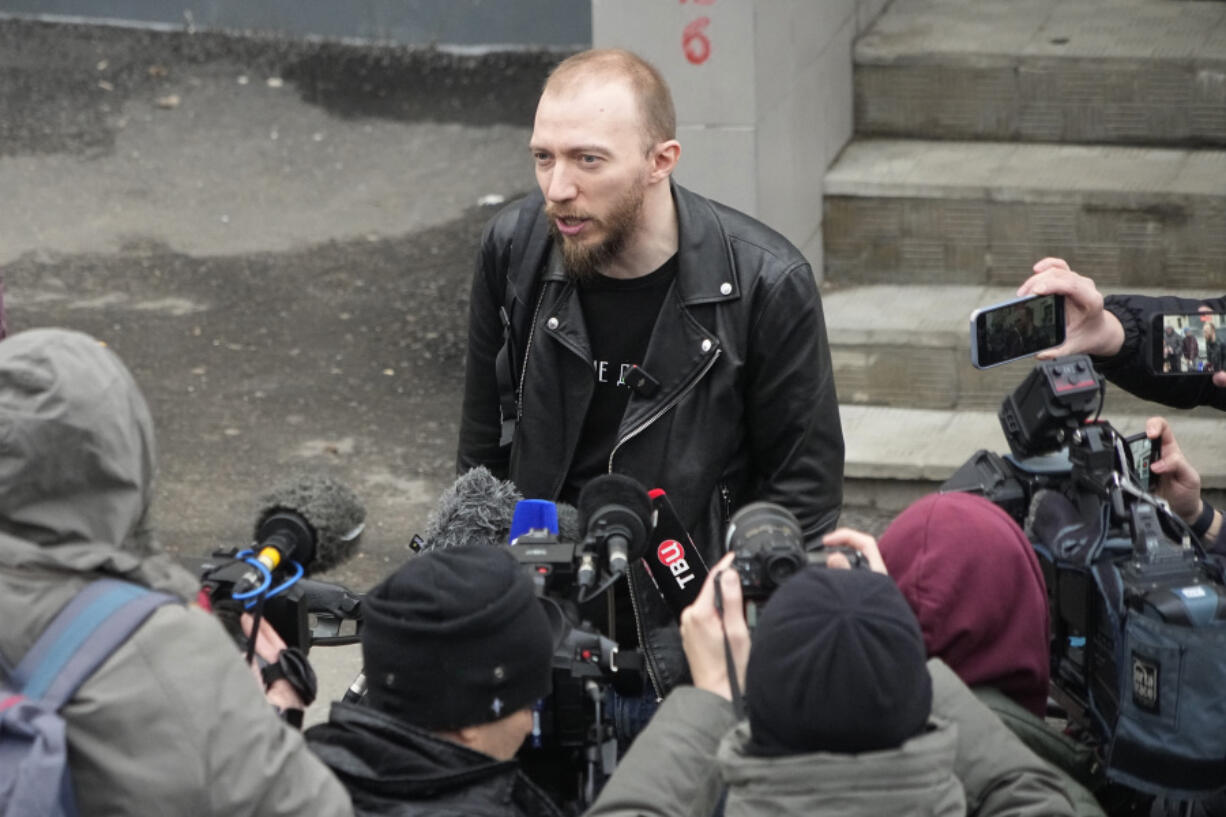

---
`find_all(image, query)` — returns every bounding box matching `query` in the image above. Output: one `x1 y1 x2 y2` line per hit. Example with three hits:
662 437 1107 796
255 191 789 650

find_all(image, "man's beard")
547 182 645 283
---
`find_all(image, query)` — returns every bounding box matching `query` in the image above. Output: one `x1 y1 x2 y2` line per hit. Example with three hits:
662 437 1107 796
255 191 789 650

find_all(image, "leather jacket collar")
538 179 742 306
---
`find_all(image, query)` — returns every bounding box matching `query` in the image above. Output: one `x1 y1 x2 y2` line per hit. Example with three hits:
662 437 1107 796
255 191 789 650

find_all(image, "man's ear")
648 139 681 183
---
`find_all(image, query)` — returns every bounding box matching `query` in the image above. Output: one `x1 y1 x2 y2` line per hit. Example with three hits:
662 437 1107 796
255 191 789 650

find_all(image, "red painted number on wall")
682 16 711 64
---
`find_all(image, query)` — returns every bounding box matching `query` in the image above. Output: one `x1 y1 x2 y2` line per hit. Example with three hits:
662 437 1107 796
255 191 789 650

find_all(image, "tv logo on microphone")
656 540 697 589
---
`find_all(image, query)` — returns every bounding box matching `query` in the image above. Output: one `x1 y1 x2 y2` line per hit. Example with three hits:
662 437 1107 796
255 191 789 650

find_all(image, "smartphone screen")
1125 432 1160 493
1152 311 1226 375
970 293 1066 369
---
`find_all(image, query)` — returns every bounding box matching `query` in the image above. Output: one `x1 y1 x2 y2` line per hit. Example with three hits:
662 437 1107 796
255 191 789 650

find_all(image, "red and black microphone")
642 489 710 619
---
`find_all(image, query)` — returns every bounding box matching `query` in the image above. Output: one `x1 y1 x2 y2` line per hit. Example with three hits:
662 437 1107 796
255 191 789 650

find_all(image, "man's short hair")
543 48 676 151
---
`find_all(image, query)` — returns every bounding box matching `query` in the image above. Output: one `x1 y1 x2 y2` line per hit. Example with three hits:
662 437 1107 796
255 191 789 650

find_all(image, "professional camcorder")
182 475 368 727
943 355 1226 799
187 474 367 655
505 475 653 811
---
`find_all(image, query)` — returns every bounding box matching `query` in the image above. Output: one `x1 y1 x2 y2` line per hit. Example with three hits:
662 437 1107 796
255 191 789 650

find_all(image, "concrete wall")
593 0 890 276
0 0 591 48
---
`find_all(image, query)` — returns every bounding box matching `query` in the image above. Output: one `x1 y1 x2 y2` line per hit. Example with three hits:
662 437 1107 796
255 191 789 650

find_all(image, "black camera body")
943 356 1226 798
725 502 866 605
505 486 651 813
187 549 364 653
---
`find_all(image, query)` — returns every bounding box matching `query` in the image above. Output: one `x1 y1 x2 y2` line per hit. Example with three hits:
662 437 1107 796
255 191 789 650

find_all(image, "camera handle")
582 679 619 806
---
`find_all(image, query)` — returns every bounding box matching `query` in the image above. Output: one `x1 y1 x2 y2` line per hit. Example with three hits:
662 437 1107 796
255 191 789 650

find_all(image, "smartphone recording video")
1152 311 1226 376
970 293 1066 369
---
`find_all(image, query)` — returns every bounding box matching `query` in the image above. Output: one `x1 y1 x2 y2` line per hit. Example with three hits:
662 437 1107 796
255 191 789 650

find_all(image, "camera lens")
765 552 802 585
726 502 803 552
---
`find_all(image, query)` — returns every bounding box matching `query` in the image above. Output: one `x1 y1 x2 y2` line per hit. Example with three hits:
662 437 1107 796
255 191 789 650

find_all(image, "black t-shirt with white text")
563 254 677 651
561 254 677 506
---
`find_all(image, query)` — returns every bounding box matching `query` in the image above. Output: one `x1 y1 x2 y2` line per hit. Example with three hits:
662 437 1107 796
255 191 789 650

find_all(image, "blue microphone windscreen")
509 499 559 543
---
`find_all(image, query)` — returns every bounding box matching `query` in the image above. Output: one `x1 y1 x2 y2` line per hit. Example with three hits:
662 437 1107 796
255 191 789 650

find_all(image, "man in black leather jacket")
456 49 844 703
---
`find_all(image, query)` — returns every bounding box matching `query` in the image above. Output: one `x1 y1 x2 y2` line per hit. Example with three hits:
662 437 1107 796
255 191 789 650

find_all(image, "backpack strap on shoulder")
10 579 177 708
494 197 553 450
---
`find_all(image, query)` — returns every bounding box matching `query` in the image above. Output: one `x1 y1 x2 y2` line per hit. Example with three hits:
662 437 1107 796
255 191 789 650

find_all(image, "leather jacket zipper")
611 347 722 702
607 348 722 473
626 569 662 701
514 285 550 422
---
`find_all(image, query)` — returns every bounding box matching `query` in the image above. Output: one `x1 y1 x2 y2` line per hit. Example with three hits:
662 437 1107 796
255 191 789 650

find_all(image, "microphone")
250 474 366 576
509 499 559 543
577 474 652 579
422 466 583 551
557 501 582 544
643 489 710 619
421 466 523 551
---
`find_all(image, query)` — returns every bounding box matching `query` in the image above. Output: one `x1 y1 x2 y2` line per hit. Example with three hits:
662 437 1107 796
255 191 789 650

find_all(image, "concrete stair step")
839 403 1226 513
823 283 1224 418
822 138 1226 288
855 0 1226 146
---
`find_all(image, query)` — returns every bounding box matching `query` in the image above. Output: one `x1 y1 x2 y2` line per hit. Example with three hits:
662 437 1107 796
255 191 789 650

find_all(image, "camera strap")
712 573 745 720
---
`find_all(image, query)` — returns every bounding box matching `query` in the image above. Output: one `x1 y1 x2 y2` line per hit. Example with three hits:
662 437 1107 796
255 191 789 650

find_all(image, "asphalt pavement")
1 19 558 587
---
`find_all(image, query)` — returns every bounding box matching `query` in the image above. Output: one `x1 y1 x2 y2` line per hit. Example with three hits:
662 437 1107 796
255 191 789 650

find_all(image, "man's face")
530 78 654 281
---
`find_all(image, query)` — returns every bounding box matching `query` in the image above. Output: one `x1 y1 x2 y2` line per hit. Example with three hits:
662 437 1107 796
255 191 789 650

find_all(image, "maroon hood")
877 493 1051 716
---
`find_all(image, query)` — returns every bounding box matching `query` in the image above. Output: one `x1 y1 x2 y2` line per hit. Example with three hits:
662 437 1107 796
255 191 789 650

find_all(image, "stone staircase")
825 0 1226 512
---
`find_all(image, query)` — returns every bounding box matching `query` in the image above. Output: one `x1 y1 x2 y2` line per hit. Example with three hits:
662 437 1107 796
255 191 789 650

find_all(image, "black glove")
261 646 318 708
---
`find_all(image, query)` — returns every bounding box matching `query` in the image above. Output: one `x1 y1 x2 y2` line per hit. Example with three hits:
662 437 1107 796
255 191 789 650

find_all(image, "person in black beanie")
744 566 932 758
306 545 564 817
583 548 1081 817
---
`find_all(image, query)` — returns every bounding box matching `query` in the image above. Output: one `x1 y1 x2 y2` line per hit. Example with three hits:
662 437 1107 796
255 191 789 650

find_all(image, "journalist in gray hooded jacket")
586 660 1077 817
0 328 352 817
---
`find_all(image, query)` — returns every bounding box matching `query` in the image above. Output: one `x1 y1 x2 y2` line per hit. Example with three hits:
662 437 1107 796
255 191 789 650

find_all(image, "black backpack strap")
494 198 552 450
496 300 519 449
11 579 177 708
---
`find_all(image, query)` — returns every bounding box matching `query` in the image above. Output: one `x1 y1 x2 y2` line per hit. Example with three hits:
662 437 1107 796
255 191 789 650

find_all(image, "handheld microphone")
577 474 652 578
643 489 710 619
249 474 366 577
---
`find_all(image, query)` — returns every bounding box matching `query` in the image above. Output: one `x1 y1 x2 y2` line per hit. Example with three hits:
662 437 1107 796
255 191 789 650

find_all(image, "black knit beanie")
745 566 932 756
362 545 553 730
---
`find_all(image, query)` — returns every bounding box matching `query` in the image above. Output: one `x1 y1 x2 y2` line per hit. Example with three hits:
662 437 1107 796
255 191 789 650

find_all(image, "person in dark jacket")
1183 327 1201 370
306 545 563 817
1018 257 1225 410
1163 325 1182 372
456 48 844 709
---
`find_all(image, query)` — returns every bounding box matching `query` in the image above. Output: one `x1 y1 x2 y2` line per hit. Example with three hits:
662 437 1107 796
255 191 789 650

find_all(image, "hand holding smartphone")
970 293 1066 369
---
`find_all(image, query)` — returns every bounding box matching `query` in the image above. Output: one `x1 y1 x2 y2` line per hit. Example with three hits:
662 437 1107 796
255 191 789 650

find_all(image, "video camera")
189 550 364 654
942 355 1226 798
505 477 652 809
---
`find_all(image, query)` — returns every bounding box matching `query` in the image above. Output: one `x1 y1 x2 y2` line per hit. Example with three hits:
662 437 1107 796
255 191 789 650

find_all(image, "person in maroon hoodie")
874 492 1106 817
